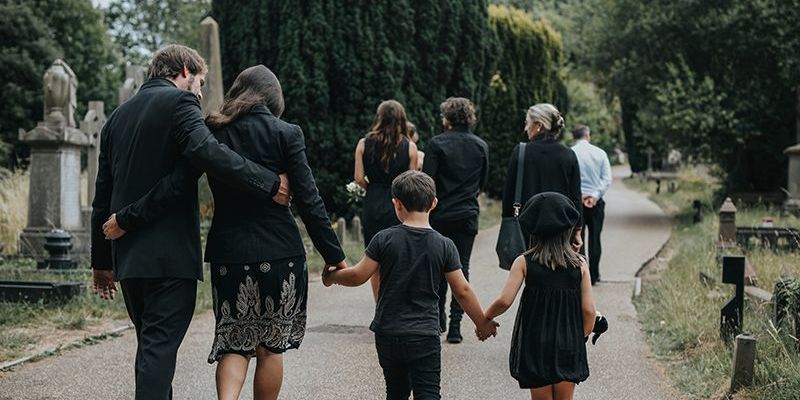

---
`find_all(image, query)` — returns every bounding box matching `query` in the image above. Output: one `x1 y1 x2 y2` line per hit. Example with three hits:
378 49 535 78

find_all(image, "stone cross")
18 59 90 257
198 16 224 114
80 101 106 228
118 65 146 104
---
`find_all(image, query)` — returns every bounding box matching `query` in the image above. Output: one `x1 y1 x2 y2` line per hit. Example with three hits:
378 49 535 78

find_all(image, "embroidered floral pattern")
208 265 307 363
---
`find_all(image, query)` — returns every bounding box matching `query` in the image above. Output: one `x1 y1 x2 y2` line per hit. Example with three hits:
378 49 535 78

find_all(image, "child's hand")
321 260 347 287
475 318 499 341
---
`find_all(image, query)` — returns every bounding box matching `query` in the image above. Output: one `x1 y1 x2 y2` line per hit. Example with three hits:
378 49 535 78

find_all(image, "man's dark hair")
440 97 476 127
391 170 436 212
148 44 206 79
572 125 590 140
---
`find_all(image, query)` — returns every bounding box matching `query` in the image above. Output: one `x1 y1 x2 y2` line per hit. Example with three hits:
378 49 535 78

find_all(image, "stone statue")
43 59 78 129
199 16 224 114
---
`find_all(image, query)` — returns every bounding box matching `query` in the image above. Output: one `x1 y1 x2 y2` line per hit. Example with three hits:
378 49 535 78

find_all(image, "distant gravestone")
351 216 362 244
118 65 146 104
198 16 224 114
718 198 737 246
80 101 106 229
19 60 90 257
784 144 800 215
335 217 347 244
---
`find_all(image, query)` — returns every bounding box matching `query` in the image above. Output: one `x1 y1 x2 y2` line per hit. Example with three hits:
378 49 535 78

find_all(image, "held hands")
475 317 499 341
92 270 117 300
103 214 127 240
272 173 292 206
321 260 347 287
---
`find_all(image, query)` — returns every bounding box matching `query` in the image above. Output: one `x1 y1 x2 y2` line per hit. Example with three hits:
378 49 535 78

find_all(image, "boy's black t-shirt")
365 224 462 336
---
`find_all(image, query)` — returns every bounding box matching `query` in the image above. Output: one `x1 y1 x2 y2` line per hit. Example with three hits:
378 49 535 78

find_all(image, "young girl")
485 192 596 400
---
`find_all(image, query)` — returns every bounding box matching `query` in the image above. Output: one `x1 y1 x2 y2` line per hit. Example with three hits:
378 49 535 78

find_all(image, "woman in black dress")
110 65 346 400
501 103 583 250
354 100 418 299
485 192 596 400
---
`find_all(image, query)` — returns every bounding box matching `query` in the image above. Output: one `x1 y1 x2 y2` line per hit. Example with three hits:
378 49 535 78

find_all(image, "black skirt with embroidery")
207 255 308 363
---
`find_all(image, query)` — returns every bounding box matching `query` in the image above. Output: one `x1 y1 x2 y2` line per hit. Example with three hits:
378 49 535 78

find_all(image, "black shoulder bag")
495 143 527 270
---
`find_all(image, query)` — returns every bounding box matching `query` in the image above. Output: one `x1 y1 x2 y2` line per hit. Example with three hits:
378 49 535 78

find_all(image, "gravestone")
80 101 106 229
784 144 800 215
720 256 745 341
350 216 362 244
335 217 347 244
118 65 146 104
198 16 224 114
729 334 756 394
18 60 90 257
718 198 737 246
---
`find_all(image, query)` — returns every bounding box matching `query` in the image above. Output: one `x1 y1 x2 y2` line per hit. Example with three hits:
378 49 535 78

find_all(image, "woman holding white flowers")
354 100 418 299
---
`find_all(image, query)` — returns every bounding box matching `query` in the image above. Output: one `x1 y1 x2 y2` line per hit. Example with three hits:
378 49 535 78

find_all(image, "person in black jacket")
501 103 583 251
422 97 489 344
91 45 290 400
105 65 346 400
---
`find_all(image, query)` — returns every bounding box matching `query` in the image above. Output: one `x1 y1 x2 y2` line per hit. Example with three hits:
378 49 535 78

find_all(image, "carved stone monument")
118 65 146 104
198 16 224 114
18 60 90 257
786 87 800 215
80 101 106 228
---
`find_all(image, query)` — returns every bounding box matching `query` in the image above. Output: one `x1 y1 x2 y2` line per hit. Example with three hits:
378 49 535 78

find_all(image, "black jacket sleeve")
568 151 584 226
501 144 520 218
480 142 490 191
284 126 345 264
421 139 440 178
172 92 281 198
114 161 203 231
115 93 284 232
90 122 113 270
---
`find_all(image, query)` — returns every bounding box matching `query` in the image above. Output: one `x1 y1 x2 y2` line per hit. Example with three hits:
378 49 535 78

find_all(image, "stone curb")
0 323 133 371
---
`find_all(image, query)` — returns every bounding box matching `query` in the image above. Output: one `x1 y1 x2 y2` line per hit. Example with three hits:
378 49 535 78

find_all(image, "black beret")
518 192 580 237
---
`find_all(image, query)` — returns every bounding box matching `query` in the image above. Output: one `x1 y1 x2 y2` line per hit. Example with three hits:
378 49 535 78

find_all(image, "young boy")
322 170 498 399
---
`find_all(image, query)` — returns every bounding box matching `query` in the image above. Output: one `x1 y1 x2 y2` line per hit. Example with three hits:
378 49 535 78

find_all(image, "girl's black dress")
361 136 410 244
510 254 589 388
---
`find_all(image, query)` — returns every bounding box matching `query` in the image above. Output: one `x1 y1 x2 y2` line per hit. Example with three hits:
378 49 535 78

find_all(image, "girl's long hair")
366 100 409 172
206 65 284 128
525 229 583 270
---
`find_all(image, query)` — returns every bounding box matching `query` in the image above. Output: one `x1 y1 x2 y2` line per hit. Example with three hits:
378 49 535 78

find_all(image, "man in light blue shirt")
571 125 612 285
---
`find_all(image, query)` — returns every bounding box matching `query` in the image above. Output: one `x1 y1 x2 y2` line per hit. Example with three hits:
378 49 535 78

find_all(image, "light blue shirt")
571 139 612 199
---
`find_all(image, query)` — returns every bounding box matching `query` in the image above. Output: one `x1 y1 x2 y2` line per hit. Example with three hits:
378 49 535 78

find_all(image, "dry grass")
0 169 29 255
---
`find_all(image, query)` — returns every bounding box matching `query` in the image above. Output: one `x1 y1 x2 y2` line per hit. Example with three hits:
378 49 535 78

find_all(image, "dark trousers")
431 217 477 327
581 199 605 283
120 278 197 400
375 334 442 400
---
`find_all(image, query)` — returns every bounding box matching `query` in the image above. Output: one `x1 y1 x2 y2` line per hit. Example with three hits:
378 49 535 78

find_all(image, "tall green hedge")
212 0 497 215
479 4 564 197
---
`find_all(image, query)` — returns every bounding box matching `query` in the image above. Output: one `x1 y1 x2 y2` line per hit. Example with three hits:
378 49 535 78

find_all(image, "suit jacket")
501 135 583 224
91 78 281 281
114 105 345 266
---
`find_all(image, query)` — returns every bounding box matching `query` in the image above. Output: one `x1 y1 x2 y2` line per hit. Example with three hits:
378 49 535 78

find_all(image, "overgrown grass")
0 169 29 255
627 166 800 400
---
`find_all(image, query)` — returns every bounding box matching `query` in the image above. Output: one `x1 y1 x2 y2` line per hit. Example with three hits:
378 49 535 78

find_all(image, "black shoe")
446 323 462 344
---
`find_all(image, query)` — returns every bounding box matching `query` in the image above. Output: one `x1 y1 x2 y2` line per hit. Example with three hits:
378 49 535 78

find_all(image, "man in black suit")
90 44 290 400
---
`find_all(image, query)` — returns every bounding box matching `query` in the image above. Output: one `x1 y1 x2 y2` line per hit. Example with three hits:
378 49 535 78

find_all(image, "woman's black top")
115 105 345 265
422 125 489 224
361 136 410 244
502 134 583 223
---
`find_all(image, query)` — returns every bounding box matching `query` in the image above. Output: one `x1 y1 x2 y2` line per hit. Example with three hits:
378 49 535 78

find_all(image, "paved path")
0 166 679 399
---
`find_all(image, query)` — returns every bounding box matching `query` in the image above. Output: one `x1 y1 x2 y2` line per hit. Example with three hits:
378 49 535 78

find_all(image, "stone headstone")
118 65 146 104
784 144 800 215
729 334 756 393
335 217 347 244
80 101 106 229
350 216 362 244
198 16 224 114
19 60 90 257
718 197 737 246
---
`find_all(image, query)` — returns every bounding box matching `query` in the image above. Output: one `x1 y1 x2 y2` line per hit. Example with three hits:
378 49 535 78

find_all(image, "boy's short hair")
391 170 436 212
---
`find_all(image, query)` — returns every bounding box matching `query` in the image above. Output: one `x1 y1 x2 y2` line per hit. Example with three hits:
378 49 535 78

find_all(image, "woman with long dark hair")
107 65 346 400
354 100 418 299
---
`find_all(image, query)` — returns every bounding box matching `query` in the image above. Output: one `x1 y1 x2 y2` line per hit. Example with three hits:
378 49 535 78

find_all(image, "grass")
0 169 29 255
626 166 800 399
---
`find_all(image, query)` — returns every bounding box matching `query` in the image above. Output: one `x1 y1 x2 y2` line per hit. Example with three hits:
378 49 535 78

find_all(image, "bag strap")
513 142 526 217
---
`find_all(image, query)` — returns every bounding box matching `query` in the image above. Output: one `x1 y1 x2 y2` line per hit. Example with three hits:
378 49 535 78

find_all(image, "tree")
0 2 60 166
105 0 211 66
479 4 565 196
212 0 497 215
589 0 800 191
